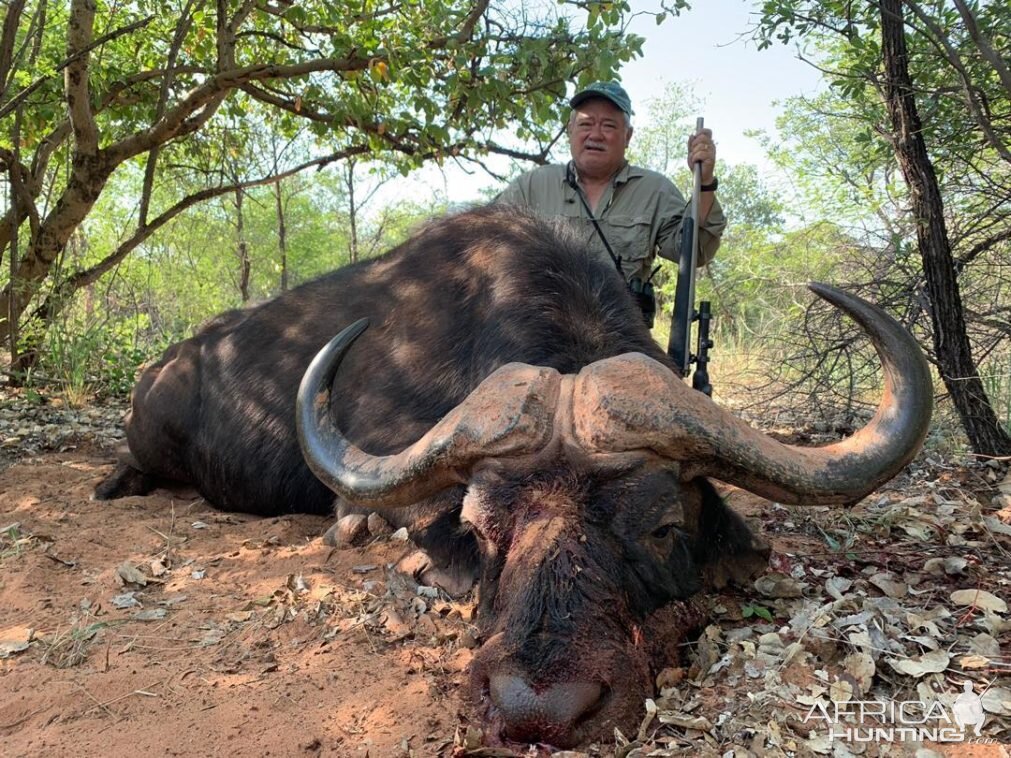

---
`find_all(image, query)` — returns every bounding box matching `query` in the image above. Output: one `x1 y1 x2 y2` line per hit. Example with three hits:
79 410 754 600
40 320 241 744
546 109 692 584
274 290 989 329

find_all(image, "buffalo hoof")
93 462 157 501
322 514 369 547
397 549 476 598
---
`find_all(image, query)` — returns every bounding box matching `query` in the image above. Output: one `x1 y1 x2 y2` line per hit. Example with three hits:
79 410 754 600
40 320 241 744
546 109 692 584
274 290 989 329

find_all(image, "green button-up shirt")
497 162 726 282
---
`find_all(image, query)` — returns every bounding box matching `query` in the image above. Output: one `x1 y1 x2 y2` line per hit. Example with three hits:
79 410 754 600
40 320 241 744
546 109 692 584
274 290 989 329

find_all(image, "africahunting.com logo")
802 682 991 743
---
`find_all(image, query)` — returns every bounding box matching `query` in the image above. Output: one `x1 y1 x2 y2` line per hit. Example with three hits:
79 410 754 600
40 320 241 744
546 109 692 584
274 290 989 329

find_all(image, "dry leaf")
957 655 991 669
887 649 950 678
754 572 805 598
843 651 875 692
829 678 853 702
950 588 1008 613
657 713 713 731
981 687 1011 716
869 573 907 598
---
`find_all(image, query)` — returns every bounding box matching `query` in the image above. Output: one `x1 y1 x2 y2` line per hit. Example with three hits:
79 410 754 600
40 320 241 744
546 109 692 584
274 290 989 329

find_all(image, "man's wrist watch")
700 177 719 192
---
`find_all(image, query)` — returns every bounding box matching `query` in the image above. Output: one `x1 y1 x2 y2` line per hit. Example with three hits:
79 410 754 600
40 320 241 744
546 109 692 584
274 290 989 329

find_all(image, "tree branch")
0 0 27 102
956 226 1011 273
140 0 197 229
29 146 372 326
107 54 371 163
904 0 1011 163
952 0 1011 98
240 82 333 122
0 11 155 121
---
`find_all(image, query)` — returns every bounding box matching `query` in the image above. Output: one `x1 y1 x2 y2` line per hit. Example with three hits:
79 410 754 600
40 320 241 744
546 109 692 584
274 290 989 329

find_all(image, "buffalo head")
296 284 931 747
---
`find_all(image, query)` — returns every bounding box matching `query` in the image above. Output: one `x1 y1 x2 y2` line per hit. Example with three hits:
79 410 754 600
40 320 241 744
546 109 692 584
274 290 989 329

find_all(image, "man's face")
568 98 632 180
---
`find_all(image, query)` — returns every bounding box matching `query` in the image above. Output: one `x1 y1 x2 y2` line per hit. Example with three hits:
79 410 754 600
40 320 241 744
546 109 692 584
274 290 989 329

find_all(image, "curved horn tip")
805 282 911 338
308 318 371 391
808 281 848 304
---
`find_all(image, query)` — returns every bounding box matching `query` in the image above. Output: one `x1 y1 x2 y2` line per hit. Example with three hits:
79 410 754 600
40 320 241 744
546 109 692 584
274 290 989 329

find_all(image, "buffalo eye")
650 523 677 540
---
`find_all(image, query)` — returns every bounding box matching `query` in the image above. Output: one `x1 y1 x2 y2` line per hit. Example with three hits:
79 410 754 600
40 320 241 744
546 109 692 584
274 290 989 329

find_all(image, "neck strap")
565 162 623 275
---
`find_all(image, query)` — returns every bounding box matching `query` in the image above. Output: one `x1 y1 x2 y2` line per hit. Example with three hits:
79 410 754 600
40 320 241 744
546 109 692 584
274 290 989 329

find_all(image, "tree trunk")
0 154 115 345
274 178 288 291
7 108 22 380
235 188 250 302
879 0 1011 457
345 160 359 264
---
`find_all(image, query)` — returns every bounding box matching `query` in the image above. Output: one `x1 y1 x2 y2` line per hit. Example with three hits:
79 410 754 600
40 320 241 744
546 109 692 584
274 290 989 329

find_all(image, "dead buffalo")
96 205 932 747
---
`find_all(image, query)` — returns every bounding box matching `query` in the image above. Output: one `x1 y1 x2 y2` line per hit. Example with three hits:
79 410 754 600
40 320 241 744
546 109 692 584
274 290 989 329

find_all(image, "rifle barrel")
666 117 705 376
687 117 703 325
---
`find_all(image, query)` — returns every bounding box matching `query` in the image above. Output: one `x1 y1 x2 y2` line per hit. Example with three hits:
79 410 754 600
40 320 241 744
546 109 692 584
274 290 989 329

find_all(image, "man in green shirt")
497 81 726 326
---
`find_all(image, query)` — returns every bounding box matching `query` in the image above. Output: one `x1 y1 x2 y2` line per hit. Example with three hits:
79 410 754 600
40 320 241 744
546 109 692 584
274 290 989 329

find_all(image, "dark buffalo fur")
96 205 767 746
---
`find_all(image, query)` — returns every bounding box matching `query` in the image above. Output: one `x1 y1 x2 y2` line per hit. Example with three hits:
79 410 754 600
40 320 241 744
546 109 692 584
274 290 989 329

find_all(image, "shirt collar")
565 160 640 187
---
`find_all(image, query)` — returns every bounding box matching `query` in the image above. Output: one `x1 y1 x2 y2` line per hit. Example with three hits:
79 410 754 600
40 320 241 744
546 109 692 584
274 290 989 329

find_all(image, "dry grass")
38 610 113 669
0 522 35 561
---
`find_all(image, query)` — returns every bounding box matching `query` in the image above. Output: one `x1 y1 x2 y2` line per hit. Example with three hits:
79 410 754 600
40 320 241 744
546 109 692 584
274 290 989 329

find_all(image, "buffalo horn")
573 283 932 505
296 319 561 508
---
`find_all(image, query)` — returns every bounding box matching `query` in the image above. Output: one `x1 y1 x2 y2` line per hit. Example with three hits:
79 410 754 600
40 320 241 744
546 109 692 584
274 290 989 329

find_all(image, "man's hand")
687 128 716 185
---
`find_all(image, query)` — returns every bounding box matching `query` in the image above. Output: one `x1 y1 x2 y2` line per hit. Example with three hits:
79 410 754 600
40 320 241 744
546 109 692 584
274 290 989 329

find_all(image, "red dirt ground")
0 450 481 757
4 448 1006 757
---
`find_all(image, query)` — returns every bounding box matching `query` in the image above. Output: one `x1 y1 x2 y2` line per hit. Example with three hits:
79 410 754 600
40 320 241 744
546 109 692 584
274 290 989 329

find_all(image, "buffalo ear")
689 479 771 590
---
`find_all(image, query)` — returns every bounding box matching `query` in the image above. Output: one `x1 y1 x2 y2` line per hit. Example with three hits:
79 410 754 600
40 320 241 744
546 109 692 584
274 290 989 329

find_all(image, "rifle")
666 117 713 396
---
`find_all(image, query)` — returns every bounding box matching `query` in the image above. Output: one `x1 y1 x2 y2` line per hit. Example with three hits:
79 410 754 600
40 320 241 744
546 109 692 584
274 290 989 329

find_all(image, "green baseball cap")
570 81 634 116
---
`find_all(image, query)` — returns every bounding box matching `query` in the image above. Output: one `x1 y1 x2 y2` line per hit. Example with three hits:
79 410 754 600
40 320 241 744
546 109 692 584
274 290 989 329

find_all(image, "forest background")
1 0 1009 460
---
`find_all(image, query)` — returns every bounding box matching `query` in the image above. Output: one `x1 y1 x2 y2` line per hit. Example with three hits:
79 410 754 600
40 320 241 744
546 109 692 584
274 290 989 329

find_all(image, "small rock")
367 512 393 537
0 625 34 658
117 561 148 586
758 632 784 650
382 609 412 639
111 592 141 609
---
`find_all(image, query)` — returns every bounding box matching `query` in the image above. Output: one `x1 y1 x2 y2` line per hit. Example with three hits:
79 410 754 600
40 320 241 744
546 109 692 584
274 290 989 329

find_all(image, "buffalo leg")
93 461 158 500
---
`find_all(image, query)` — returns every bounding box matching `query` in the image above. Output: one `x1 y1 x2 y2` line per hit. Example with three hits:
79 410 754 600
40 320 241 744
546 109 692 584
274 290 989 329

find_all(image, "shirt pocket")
600 215 653 278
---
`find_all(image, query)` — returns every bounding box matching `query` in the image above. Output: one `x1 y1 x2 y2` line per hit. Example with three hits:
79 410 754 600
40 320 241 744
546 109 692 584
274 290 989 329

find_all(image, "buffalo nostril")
489 673 604 746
